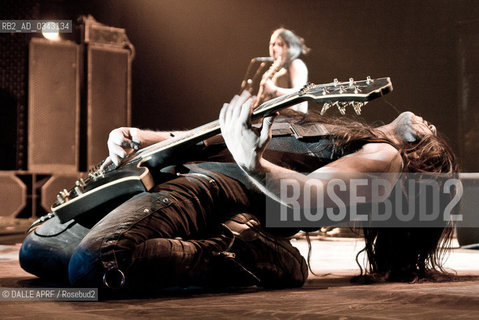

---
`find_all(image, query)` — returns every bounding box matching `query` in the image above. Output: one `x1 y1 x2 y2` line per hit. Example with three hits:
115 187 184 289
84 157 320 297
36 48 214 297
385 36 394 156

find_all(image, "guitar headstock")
299 76 392 115
253 76 392 117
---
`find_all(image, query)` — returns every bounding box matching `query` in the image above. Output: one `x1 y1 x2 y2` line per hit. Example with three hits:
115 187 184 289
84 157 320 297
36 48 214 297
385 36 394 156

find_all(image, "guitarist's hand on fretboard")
219 90 278 173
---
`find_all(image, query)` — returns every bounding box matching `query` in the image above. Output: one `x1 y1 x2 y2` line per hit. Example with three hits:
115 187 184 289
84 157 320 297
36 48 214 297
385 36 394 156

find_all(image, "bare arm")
103 127 187 168
265 59 308 95
264 59 308 112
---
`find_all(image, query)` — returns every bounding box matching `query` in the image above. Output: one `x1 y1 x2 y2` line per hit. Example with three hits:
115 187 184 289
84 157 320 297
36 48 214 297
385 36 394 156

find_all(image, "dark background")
1 0 479 170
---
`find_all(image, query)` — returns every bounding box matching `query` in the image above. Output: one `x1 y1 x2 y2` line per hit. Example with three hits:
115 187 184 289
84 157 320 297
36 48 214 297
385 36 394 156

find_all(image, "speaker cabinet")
86 43 131 169
0 172 27 217
28 38 80 173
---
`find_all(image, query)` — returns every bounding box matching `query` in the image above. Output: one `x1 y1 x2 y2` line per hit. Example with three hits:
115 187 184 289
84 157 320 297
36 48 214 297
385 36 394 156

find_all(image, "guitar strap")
270 122 331 139
203 121 333 147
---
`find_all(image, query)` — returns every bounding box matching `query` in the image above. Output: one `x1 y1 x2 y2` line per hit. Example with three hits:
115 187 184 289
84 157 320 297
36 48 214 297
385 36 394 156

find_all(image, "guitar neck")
54 77 391 221
136 91 303 161
118 77 392 169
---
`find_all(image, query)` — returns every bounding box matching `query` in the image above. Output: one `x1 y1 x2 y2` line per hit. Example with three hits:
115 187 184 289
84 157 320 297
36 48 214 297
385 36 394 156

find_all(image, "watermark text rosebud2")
265 172 464 228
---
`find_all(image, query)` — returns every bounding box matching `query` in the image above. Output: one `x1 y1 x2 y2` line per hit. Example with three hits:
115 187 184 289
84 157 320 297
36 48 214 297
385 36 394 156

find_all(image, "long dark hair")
360 134 458 282
275 28 310 63
288 109 459 282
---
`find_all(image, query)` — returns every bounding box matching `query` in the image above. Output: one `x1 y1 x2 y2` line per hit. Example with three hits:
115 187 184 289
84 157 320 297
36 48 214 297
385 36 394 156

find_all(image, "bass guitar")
52 77 392 223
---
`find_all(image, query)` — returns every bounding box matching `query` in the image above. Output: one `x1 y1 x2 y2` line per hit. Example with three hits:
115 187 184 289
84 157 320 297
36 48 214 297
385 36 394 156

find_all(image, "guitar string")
115 79 387 164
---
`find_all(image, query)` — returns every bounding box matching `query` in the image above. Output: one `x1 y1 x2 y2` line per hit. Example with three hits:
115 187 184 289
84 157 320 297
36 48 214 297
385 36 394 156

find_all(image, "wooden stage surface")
1 220 479 319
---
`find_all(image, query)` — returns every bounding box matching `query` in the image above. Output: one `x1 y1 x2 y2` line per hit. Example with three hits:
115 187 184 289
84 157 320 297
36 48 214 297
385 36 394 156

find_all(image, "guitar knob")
76 178 86 187
75 179 86 193
59 189 70 199
74 186 84 195
56 194 65 204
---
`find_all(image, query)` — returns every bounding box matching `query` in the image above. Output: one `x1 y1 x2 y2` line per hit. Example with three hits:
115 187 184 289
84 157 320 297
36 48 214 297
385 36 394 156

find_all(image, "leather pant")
19 169 306 290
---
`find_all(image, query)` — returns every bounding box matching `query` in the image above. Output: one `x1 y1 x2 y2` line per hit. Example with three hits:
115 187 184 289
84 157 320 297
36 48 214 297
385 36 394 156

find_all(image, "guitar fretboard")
106 77 392 172
132 91 301 162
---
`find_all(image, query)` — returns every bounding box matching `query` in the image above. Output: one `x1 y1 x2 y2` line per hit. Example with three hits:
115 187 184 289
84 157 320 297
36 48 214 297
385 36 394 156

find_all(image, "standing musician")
257 27 310 113
19 88 458 292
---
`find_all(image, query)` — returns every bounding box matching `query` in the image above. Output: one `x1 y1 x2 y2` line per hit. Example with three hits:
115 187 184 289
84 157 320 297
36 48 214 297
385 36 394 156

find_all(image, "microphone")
252 57 274 62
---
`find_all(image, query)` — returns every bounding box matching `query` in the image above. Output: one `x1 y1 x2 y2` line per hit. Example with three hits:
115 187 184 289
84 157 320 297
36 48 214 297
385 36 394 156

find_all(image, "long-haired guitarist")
255 27 310 112
19 90 458 292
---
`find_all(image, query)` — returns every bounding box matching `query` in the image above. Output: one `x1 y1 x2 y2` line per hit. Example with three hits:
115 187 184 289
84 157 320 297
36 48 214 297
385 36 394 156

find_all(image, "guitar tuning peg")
348 101 355 109
366 76 372 84
75 178 86 188
333 78 339 86
337 102 347 115
349 78 354 87
320 102 332 115
353 102 363 115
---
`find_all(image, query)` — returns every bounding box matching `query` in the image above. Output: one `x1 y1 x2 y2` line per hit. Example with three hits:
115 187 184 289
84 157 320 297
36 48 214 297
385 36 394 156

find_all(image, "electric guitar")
253 57 284 108
52 77 393 223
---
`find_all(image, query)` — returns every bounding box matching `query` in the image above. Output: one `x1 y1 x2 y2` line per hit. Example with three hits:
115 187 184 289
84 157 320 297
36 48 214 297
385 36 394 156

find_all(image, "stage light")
41 21 60 41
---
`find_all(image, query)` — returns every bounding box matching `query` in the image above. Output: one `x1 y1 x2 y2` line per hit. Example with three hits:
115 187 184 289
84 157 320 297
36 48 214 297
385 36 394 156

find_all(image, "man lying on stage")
19 90 458 292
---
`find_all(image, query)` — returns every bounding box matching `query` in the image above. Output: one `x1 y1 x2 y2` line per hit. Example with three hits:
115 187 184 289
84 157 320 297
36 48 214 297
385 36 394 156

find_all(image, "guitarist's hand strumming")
103 127 141 169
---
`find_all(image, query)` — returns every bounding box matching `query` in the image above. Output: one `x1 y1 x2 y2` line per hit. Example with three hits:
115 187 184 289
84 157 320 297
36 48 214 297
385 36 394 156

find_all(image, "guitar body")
53 161 154 223
51 77 393 223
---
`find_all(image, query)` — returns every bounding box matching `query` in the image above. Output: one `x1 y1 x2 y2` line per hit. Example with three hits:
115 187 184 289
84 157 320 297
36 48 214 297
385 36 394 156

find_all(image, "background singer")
260 27 310 113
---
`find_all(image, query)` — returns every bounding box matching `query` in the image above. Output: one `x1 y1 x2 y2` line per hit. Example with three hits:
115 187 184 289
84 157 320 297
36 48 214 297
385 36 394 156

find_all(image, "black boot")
222 213 308 288
122 229 258 291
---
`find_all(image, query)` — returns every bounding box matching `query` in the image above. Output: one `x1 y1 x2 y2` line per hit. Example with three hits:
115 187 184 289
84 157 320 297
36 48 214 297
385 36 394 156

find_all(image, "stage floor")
2 231 479 319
